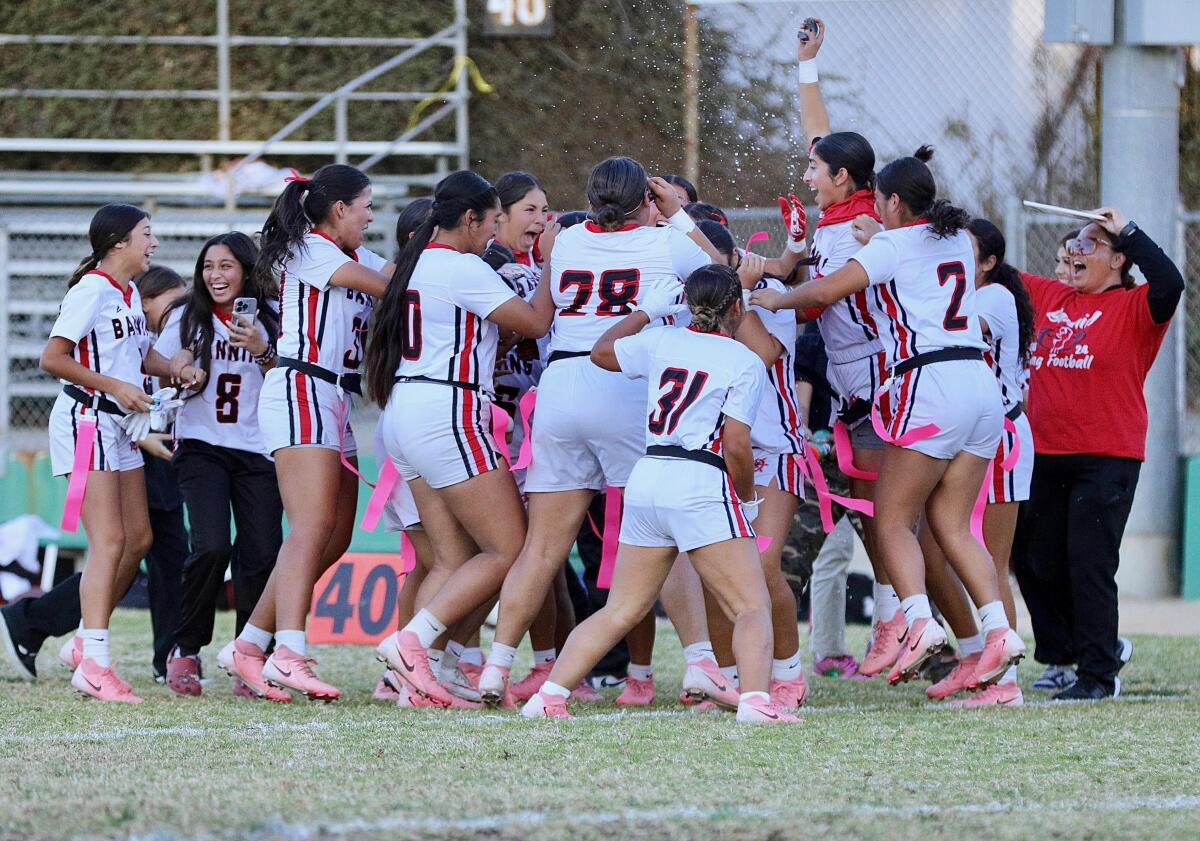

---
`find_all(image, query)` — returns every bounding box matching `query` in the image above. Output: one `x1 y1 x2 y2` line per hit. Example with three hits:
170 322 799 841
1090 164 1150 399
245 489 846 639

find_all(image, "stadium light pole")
1098 8 1182 595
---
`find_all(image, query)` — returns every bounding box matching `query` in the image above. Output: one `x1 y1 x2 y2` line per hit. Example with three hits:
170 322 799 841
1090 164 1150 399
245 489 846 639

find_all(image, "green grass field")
2 610 1198 841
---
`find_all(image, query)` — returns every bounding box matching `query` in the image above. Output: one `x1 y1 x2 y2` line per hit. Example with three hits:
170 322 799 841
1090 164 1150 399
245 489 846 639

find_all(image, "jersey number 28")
559 269 641 316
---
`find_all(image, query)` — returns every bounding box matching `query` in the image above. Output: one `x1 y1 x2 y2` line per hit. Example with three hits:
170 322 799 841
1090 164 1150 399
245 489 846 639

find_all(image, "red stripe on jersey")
853 289 879 338
457 313 477 385
91 270 134 307
295 371 313 444
310 229 360 261
877 283 912 362
305 286 320 363
460 391 491 475
890 370 914 440
772 357 804 450
77 334 91 371
726 474 751 536
991 436 1007 502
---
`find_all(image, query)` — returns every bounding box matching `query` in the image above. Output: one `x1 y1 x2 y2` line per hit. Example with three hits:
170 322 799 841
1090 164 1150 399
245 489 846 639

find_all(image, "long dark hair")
812 132 876 193
967 218 1034 365
663 174 698 204
254 164 371 290
495 171 543 211
366 170 500 406
69 204 150 288
133 264 185 302
586 156 647 230
875 146 969 239
686 264 742 333
167 232 278 384
394 198 435 259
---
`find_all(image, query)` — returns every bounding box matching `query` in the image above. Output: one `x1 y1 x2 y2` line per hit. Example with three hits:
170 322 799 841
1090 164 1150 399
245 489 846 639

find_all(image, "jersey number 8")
559 268 641 316
215 373 242 424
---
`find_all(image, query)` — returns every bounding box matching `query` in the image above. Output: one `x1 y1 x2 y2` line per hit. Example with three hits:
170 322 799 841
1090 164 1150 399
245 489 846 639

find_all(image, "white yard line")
126 794 1200 841
1 720 331 745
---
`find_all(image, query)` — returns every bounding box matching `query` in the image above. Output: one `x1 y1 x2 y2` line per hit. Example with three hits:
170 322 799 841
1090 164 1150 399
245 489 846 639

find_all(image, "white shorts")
524 357 645 492
371 421 422 531
48 392 143 476
258 367 357 456
988 410 1033 504
828 351 888 431
620 456 756 552
380 381 503 490
880 358 1003 461
753 450 805 499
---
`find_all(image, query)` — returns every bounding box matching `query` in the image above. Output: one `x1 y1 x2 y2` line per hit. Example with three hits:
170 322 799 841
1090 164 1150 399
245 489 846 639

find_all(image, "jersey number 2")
648 368 708 435
937 261 969 331
559 269 641 316
215 373 241 424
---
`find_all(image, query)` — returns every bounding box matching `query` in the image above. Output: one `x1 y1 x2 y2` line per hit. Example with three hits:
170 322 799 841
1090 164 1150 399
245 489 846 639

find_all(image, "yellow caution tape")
406 56 494 133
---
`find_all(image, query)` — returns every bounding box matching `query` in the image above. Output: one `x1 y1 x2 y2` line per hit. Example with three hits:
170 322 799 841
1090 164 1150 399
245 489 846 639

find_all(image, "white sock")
738 690 769 704
80 628 110 668
772 650 803 681
628 663 653 682
958 633 984 656
683 641 717 664
541 680 571 699
533 648 557 665
403 609 447 648
999 665 1018 685
238 623 273 652
275 629 305 656
461 646 483 666
720 665 739 686
427 649 444 671
900 594 933 626
487 642 518 669
978 601 1009 634
875 584 901 622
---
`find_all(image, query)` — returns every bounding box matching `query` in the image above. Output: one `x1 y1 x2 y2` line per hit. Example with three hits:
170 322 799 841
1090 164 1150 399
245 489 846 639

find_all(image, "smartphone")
232 297 257 328
797 17 820 43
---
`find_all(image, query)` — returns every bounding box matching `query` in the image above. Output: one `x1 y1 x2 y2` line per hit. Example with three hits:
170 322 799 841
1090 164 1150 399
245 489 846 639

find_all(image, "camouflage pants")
781 452 868 594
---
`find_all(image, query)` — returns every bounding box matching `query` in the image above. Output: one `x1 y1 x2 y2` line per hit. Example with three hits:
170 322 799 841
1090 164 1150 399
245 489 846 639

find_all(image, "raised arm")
796 17 831 148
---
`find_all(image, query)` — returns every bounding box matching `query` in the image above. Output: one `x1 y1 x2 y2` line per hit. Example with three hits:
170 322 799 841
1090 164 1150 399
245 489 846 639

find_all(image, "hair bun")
913 144 935 162
593 202 625 228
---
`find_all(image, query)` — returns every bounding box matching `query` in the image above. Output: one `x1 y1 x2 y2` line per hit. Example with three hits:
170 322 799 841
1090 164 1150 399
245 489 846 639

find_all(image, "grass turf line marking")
125 795 1200 841
0 720 331 745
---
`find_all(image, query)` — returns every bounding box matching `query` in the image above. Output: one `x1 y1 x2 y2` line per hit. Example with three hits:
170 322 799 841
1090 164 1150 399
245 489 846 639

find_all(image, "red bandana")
817 189 880 229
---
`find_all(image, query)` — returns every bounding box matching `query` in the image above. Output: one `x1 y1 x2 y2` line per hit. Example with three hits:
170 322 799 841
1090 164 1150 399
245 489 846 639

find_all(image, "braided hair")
685 264 742 333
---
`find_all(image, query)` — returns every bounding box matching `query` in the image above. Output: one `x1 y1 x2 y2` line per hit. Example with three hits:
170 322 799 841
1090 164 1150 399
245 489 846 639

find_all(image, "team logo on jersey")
1032 309 1101 370
111 314 148 340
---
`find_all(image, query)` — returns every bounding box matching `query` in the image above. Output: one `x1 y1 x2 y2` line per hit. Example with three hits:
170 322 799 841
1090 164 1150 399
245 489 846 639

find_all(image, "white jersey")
153 306 272 454
494 259 547 398
394 243 518 394
615 325 764 456
749 277 805 454
277 231 387 375
975 282 1027 413
50 270 149 394
548 222 709 354
854 225 987 369
811 218 884 365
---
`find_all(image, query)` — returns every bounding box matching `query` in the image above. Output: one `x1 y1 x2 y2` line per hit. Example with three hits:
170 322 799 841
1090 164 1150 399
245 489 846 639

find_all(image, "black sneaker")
1052 676 1120 702
0 607 38 681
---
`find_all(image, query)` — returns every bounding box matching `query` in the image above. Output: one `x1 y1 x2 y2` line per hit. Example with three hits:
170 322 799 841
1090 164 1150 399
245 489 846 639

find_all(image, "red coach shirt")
1023 273 1169 461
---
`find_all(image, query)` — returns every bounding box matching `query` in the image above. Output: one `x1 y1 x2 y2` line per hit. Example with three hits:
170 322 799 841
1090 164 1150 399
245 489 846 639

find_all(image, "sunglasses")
1065 236 1110 256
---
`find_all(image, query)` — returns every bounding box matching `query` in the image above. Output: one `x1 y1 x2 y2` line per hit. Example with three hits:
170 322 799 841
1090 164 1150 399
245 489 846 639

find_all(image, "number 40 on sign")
485 0 553 36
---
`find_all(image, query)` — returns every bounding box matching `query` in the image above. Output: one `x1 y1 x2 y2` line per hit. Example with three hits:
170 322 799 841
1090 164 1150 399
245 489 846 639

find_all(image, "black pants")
1013 453 1140 692
576 492 629 677
172 440 283 655
0 572 82 651
146 504 188 674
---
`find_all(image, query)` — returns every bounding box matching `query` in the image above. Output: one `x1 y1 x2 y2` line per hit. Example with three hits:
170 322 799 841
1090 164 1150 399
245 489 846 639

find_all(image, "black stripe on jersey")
448 308 463 382
309 372 324 442
293 277 306 362
474 394 498 471
717 469 738 540
888 280 919 358
285 368 297 445
316 287 331 349
1006 430 1016 500
899 367 922 437
769 357 804 453
703 413 724 453
468 314 482 387
872 286 902 367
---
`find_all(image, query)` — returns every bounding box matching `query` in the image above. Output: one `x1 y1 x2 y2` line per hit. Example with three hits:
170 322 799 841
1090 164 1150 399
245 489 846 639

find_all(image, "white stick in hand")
1021 200 1106 222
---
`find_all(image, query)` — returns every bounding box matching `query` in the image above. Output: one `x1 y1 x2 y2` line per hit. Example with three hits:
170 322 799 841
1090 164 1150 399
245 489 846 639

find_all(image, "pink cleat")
231 677 260 700
860 613 907 677
571 679 603 702
59 635 82 670
510 661 553 702
72 658 141 703
926 652 981 700
951 681 1024 708
165 650 202 697
521 690 570 719
770 674 808 709
458 661 483 689
887 618 950 685
615 677 655 706
967 628 1026 690
374 670 403 702
262 646 340 701
478 663 512 708
812 655 868 680
375 631 455 708
736 694 800 724
217 640 291 703
682 659 740 710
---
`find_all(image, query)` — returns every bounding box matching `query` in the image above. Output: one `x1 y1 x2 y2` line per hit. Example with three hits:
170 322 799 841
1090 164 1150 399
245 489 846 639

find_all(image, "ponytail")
876 146 968 239
968 217 1034 363
925 199 972 240
365 170 499 407
69 203 150 288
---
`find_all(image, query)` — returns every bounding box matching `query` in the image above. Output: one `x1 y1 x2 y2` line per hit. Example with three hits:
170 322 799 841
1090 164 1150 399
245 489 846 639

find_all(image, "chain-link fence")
1182 212 1200 454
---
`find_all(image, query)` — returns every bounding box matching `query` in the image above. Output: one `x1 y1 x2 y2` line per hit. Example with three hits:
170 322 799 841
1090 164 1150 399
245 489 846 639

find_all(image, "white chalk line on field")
0 720 331 745
125 794 1200 841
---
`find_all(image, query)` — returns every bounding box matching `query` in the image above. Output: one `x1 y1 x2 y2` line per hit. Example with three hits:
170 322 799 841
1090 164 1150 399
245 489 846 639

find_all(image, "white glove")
638 281 687 322
741 493 763 525
119 411 153 442
148 387 183 433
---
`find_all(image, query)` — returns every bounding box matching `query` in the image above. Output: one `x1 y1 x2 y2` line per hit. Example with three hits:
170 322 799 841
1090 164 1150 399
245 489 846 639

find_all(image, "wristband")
666 207 697 234
1118 220 1138 243
254 345 277 366
786 238 808 254
797 59 819 85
